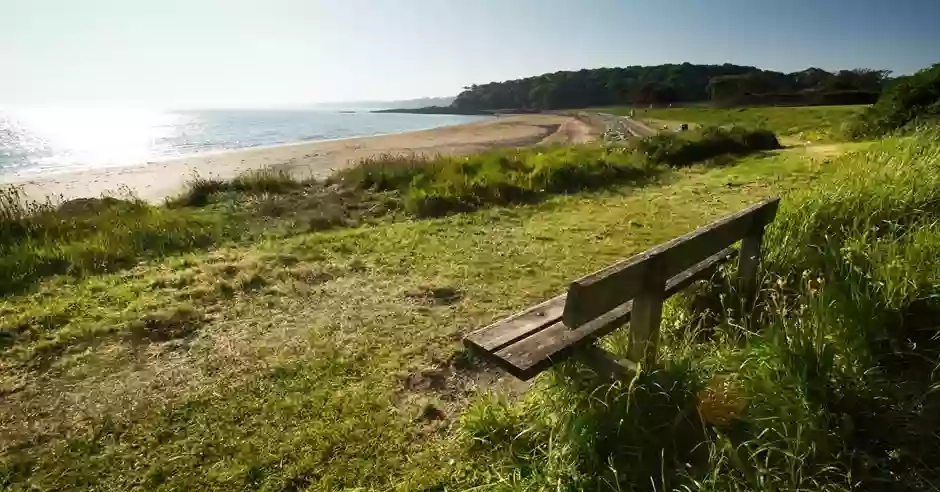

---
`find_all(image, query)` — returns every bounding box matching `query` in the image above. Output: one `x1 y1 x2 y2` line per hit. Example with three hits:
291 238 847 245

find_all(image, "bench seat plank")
464 294 567 352
468 246 738 380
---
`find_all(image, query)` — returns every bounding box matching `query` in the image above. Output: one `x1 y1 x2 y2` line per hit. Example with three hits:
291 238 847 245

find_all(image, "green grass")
5 124 935 490
596 105 867 143
0 146 828 490
455 133 940 490
337 129 779 216
0 170 402 297
0 130 778 299
0 189 228 296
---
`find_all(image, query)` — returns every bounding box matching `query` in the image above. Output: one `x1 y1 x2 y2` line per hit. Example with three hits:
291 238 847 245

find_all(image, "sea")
0 108 488 177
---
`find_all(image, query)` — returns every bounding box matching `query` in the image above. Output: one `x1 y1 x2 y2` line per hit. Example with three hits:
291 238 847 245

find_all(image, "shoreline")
1 115 494 182
3 114 596 203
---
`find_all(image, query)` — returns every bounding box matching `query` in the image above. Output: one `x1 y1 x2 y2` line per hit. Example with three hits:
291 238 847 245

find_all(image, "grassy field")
596 105 867 143
0 139 831 490
0 129 778 300
462 133 940 490
3 113 938 490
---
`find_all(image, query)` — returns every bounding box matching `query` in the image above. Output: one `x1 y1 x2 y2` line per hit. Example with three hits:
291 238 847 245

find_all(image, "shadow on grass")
460 360 710 490
840 300 940 490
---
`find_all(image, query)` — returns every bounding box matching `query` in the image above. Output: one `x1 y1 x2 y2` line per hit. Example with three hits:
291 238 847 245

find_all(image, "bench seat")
465 247 738 380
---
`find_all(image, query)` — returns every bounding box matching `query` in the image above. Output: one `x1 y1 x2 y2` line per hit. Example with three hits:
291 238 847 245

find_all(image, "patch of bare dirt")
125 306 206 344
404 285 463 306
402 349 530 403
398 349 530 437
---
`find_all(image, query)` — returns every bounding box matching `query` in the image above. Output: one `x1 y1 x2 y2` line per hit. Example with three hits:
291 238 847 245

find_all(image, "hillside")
450 63 887 111
849 62 940 137
310 96 455 110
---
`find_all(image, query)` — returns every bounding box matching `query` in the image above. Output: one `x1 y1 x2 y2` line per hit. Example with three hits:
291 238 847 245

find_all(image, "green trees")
452 63 756 111
450 64 889 111
704 68 888 106
849 63 940 137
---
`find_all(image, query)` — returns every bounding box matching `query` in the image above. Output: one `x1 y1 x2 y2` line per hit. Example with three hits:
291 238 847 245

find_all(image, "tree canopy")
450 63 889 111
849 62 940 137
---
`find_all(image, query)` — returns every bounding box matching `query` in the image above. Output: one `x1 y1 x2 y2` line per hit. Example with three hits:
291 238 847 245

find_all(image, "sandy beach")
3 114 596 203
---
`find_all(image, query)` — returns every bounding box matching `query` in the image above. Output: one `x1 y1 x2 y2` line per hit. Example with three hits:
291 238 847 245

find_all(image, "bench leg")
576 345 638 380
738 223 766 323
629 265 667 366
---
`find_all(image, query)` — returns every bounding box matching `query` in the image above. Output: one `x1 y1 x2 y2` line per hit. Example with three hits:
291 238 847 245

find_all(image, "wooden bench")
464 198 780 380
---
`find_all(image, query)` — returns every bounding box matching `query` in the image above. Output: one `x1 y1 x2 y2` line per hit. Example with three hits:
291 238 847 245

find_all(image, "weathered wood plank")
464 244 738 359
463 294 566 352
628 258 667 365
488 246 737 379
495 304 633 379
667 247 738 293
737 222 766 313
563 198 779 328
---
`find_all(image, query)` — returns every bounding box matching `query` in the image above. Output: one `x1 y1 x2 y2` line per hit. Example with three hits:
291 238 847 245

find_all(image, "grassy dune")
3 108 938 490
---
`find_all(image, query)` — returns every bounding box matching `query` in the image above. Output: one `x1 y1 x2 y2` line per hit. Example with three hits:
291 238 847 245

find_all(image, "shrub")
634 126 781 167
331 153 432 191
230 169 304 194
170 169 305 207
0 186 224 295
848 63 940 138
337 129 780 217
401 146 654 216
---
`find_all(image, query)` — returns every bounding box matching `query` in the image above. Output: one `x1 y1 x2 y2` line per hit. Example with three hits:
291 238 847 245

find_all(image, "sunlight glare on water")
0 107 488 178
2 107 184 175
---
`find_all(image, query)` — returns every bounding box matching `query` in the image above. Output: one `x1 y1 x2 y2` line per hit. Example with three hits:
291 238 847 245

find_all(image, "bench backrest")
463 197 781 379
563 198 780 329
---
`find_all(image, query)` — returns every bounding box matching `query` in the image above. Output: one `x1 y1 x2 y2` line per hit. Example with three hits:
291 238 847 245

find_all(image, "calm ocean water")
0 108 487 177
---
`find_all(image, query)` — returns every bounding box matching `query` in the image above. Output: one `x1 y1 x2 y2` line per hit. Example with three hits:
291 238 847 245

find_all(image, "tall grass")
336 128 778 216
766 132 940 306
0 169 379 295
334 146 656 216
457 132 940 491
169 169 309 207
0 187 224 295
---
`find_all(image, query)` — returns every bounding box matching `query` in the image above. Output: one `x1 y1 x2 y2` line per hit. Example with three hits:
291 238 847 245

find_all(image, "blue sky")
2 0 938 107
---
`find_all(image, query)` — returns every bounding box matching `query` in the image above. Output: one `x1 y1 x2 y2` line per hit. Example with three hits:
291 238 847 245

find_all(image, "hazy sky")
2 0 938 108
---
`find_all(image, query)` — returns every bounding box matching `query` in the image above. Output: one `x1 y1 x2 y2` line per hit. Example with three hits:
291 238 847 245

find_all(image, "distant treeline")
848 62 940 138
449 63 890 111
372 106 489 115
